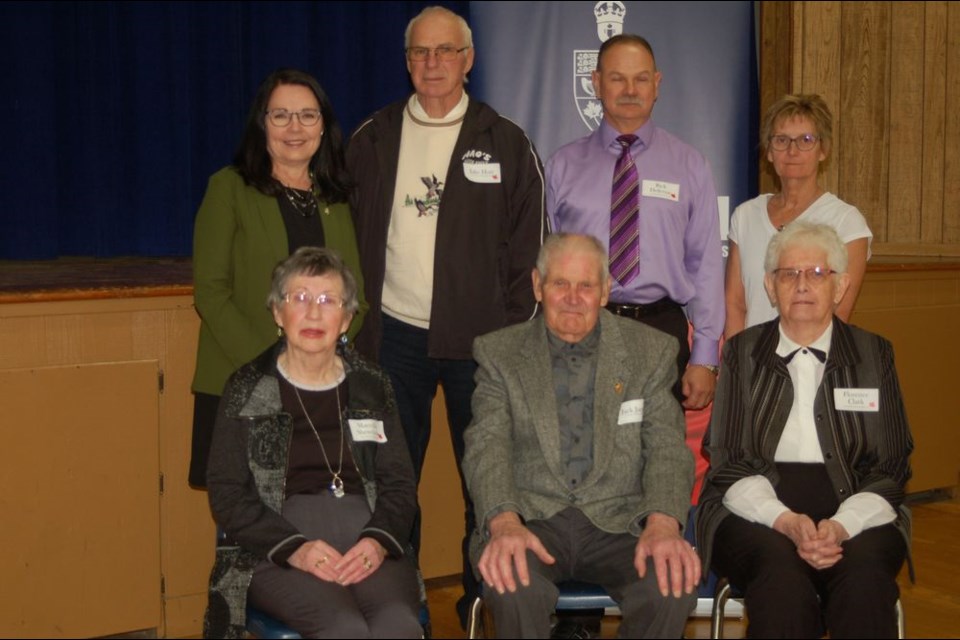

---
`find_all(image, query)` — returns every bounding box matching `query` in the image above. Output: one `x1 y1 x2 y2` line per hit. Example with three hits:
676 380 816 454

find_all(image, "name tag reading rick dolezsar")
348 419 388 442
833 388 879 412
641 180 680 201
618 399 644 425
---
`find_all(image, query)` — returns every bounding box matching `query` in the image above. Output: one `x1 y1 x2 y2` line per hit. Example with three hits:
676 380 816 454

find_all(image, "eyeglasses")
769 134 819 152
772 266 836 285
284 290 344 309
405 45 470 62
265 109 322 127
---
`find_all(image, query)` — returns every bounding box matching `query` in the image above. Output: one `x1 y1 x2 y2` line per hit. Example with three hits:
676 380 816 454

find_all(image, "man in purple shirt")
546 34 724 410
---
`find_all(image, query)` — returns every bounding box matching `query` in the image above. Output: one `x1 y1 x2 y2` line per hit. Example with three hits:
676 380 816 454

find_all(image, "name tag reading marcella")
618 399 644 425
348 419 388 442
833 388 879 412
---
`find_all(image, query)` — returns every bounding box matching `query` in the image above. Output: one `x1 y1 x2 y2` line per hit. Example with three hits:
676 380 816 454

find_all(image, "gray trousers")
482 508 695 639
248 493 421 639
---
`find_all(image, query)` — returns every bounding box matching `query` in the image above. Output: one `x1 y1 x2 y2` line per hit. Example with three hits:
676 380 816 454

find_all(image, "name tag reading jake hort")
463 162 502 183
348 419 388 442
642 180 680 201
833 388 879 412
618 399 644 425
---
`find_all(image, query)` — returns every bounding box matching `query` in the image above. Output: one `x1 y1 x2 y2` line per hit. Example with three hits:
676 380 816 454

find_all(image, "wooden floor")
424 492 960 639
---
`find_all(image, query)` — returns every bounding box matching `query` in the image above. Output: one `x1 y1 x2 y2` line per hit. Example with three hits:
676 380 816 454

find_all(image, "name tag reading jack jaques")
618 399 644 425
641 180 680 202
833 388 879 412
348 419 388 442
463 162 502 183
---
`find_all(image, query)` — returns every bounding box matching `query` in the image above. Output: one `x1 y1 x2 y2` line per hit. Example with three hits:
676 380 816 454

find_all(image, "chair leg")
896 598 905 639
467 596 484 639
710 579 732 640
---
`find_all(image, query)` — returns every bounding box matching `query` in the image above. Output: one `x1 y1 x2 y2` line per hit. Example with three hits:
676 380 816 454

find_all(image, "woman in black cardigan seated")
697 223 912 638
204 247 421 639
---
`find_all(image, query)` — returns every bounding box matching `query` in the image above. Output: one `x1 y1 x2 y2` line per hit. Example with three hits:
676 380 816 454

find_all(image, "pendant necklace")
283 185 319 218
292 382 346 498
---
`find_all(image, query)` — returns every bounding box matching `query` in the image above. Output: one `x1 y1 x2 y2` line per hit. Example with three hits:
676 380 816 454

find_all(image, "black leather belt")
605 298 681 320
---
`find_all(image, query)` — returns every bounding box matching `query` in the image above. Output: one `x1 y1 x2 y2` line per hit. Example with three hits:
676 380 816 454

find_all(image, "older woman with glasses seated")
724 94 872 339
697 223 912 638
203 247 421 639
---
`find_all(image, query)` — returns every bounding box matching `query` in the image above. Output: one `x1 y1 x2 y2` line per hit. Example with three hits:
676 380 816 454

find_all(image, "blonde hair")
760 93 833 159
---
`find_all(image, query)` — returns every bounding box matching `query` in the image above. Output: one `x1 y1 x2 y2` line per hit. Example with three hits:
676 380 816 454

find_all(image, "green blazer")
191 166 367 396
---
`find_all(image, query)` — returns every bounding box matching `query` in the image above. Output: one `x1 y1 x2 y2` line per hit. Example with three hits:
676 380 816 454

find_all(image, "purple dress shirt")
546 119 724 366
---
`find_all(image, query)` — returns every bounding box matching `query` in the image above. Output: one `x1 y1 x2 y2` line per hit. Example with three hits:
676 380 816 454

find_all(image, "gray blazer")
463 310 694 560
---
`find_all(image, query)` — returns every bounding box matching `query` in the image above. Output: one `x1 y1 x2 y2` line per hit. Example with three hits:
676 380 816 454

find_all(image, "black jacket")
346 97 547 360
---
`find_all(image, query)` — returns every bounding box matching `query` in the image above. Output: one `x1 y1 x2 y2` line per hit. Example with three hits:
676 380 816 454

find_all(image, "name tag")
642 180 680 201
618 399 644 425
463 162 502 183
348 419 388 442
833 388 879 412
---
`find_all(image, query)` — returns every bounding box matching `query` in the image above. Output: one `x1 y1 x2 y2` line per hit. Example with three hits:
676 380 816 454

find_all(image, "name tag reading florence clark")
833 388 879 412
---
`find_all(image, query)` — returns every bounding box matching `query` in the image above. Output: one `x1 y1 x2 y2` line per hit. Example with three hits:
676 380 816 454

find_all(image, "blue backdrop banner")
470 0 758 254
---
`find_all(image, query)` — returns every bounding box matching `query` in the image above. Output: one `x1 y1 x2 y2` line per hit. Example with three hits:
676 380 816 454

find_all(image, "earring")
339 333 348 346
277 326 284 337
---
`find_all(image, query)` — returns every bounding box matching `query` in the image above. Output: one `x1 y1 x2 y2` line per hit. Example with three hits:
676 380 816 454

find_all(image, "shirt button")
839 488 846 495
816 414 823 422
825 452 833 459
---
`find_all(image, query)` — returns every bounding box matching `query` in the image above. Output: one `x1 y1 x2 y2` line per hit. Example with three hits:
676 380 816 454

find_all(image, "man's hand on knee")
635 513 701 598
478 512 556 595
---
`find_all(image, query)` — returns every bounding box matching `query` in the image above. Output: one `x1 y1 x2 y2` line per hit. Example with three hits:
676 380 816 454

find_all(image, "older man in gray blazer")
462 233 699 638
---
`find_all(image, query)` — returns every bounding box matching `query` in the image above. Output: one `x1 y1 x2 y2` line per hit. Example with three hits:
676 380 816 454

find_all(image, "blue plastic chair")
245 605 301 639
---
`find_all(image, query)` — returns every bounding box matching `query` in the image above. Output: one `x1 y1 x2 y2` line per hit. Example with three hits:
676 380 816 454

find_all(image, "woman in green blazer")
189 69 367 487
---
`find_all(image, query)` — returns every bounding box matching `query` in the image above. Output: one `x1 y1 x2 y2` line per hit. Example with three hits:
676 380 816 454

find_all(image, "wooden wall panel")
798 2 843 194
0 362 161 637
0 296 211 638
887 3 925 244
851 268 960 493
763 1 960 257
945 4 960 243
921 2 948 245
759 2 795 194
839 2 891 241
157 306 211 638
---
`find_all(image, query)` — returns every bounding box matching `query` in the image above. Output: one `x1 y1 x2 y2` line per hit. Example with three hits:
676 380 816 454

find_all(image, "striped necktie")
610 134 640 285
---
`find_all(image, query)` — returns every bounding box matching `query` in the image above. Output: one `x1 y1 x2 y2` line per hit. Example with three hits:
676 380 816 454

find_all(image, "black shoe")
550 619 592 639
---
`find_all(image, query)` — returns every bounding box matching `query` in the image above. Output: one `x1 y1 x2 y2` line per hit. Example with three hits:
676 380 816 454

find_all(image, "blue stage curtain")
0 1 469 259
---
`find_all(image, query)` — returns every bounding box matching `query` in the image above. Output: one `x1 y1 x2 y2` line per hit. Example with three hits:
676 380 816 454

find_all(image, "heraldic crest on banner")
574 1 627 131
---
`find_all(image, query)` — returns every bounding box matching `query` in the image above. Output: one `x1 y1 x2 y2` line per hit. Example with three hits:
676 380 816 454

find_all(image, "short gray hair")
404 6 473 49
267 246 360 313
536 233 610 283
764 222 848 274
